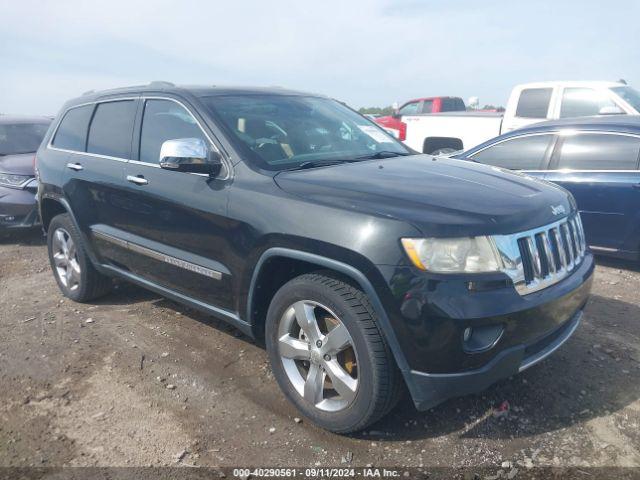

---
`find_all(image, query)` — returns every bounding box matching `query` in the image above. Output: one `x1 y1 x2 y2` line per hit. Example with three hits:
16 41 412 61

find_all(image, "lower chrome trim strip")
93 230 222 280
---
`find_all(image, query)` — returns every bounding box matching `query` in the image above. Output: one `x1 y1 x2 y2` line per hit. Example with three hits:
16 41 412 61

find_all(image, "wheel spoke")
53 252 67 267
55 229 68 255
304 363 325 405
67 240 77 260
324 359 357 403
321 323 351 355
278 335 310 360
293 301 322 344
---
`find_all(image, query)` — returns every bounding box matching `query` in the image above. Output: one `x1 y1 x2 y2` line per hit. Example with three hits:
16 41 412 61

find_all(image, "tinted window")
515 88 552 118
87 100 137 158
556 133 640 170
139 99 206 164
52 105 94 151
441 98 466 112
421 100 433 114
0 122 50 155
471 134 553 170
399 102 420 115
560 88 617 118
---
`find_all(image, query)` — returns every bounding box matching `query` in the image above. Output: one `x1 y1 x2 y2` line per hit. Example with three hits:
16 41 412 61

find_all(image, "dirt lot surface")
1 230 639 475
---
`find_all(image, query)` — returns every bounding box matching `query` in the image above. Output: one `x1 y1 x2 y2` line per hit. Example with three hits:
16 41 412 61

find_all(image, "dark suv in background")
0 116 51 230
36 83 594 432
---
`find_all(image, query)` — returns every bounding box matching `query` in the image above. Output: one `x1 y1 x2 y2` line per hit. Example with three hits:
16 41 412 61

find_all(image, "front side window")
610 86 640 113
398 101 420 115
471 134 553 170
556 133 640 170
52 105 94 151
515 88 553 118
421 100 434 114
139 99 206 164
87 100 137 158
205 95 408 171
560 88 617 118
0 122 50 155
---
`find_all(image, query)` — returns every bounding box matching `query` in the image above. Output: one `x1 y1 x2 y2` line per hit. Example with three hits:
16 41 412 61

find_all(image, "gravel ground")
1 229 639 475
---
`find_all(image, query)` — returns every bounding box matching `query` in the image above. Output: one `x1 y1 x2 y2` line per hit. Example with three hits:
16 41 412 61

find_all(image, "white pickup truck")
379 81 640 154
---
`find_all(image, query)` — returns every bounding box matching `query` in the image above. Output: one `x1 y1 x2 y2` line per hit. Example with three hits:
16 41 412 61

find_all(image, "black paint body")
36 85 593 410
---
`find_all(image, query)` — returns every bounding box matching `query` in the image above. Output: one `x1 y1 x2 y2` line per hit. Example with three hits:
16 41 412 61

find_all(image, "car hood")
0 153 35 176
275 155 574 237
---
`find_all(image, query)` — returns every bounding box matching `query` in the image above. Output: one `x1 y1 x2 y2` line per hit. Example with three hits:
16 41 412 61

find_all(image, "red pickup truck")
375 96 466 141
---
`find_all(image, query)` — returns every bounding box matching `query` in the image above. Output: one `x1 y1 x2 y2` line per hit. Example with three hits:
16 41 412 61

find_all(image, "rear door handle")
66 162 83 171
127 175 148 186
633 183 640 189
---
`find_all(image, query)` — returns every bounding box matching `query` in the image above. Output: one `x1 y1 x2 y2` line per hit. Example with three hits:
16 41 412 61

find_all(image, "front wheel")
266 273 402 433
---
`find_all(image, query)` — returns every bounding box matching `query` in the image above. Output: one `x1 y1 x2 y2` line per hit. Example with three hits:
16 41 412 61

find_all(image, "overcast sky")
1 0 639 115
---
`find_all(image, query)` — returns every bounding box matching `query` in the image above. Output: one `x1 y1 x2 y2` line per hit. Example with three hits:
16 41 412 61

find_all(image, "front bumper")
0 184 40 230
377 252 594 410
408 309 583 410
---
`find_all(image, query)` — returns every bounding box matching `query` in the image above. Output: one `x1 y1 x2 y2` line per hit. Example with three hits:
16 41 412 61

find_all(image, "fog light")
463 324 504 353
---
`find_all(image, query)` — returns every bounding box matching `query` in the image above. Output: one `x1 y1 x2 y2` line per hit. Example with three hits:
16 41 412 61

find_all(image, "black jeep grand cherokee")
36 83 593 433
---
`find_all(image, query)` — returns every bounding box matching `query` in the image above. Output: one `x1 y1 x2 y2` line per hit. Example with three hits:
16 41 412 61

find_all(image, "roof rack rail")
82 90 95 96
148 81 175 87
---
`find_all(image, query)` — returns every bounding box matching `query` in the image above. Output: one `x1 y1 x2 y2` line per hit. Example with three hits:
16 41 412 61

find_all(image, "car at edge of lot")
35 83 593 433
454 115 640 261
0 116 52 230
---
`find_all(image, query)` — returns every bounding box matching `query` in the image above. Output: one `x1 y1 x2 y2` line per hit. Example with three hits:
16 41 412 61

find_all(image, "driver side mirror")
391 102 400 118
159 138 222 176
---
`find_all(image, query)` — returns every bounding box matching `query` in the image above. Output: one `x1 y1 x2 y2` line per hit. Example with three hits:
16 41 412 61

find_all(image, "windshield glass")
0 122 50 155
610 86 640 112
204 95 410 170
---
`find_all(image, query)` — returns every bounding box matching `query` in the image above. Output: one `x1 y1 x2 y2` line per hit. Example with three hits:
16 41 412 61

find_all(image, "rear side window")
471 134 554 170
441 98 466 112
560 88 617 118
52 105 94 151
556 133 640 170
87 100 137 158
515 88 553 118
139 99 206 164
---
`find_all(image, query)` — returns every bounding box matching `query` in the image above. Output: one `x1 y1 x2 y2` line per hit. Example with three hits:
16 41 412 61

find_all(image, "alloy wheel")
277 300 359 412
52 228 81 291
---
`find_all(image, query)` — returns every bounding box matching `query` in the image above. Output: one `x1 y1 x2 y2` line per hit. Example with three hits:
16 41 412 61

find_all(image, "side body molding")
247 248 412 377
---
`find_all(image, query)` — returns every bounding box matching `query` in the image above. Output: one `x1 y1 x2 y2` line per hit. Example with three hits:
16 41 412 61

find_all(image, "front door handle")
633 183 640 189
127 175 148 186
66 162 83 171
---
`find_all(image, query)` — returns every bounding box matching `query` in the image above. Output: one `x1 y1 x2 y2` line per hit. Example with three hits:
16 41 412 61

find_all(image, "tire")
47 213 112 302
266 272 402 433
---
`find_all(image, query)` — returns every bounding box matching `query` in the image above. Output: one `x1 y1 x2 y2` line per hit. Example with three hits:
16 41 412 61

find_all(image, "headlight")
0 172 32 188
401 236 502 273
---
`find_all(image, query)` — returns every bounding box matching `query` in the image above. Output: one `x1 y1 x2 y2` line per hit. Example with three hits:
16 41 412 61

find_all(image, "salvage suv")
36 83 594 433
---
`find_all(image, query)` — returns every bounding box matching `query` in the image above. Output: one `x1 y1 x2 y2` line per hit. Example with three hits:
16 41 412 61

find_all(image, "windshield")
204 95 410 170
0 122 50 155
610 86 640 113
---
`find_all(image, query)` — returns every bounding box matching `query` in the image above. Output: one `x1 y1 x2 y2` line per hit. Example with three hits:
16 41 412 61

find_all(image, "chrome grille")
493 213 587 295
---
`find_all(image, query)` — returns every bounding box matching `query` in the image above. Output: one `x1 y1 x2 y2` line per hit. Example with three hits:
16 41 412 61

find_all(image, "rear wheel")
47 213 112 302
266 273 402 433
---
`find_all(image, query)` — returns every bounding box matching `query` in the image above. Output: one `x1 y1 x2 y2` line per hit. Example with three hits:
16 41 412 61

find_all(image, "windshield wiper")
354 150 411 160
290 160 350 170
